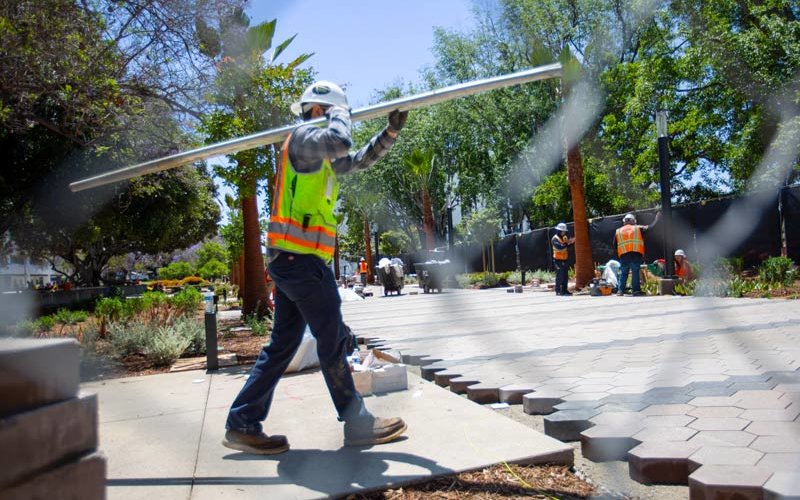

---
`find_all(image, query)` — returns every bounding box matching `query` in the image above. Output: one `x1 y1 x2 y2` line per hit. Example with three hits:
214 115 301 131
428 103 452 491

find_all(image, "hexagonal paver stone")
634 426 698 442
751 436 800 453
689 396 740 407
580 425 643 462
757 452 800 473
688 465 773 500
433 370 461 387
416 356 443 367
420 364 447 381
774 384 800 394
739 407 800 422
627 441 701 485
687 431 756 448
688 417 749 431
522 392 566 415
763 472 800 500
449 377 481 394
642 415 697 428
688 446 764 470
641 404 695 416
594 402 649 413
590 412 645 426
735 390 791 410
543 409 598 441
554 400 602 411
497 384 536 404
687 406 744 418
466 383 500 404
745 421 800 437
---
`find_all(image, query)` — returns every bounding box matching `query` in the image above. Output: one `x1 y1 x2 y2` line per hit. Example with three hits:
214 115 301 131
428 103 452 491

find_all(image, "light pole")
656 110 675 281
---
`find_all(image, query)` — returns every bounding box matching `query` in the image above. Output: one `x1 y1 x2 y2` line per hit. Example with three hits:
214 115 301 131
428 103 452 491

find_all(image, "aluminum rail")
70 62 562 192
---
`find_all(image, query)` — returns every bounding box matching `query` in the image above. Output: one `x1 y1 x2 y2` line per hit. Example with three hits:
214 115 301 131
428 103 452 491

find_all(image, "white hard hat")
674 249 686 257
291 81 348 116
555 222 568 232
623 213 636 224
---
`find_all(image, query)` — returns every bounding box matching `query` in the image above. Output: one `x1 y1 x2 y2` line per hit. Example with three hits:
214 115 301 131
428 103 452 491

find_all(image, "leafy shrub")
158 261 194 280
174 318 205 355
35 315 56 332
197 260 228 280
109 321 151 357
245 314 271 337
674 280 696 296
455 274 472 288
529 269 555 283
95 297 125 323
728 276 757 298
53 308 87 325
171 287 202 316
641 280 658 296
146 326 192 366
503 271 523 284
759 256 795 287
13 320 37 337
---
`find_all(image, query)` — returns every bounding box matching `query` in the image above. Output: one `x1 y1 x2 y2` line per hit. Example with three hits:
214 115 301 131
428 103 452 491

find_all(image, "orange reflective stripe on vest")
616 225 645 256
358 261 367 273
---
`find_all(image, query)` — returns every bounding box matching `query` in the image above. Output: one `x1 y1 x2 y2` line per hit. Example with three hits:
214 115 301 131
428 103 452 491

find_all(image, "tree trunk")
363 217 374 284
566 144 594 289
241 181 270 318
421 188 436 250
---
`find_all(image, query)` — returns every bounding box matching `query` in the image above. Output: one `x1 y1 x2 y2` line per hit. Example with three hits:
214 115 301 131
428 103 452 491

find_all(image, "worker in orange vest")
358 257 368 286
551 222 575 296
614 211 660 296
673 249 694 281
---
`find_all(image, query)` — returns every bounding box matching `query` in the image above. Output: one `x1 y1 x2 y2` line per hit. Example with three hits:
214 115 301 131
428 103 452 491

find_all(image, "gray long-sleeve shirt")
288 105 397 174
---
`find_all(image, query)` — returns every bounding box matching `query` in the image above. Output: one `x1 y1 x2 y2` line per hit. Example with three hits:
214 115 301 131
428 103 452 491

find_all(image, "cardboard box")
371 363 408 394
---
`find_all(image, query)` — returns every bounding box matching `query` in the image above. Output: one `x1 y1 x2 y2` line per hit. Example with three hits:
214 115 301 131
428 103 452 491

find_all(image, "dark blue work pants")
226 252 368 434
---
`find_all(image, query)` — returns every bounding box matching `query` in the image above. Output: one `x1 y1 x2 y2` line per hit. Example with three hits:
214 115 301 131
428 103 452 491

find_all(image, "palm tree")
198 8 311 317
561 51 594 289
404 148 437 250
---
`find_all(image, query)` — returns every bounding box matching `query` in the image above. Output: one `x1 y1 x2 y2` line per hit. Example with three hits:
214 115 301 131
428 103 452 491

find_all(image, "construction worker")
358 257 368 286
224 81 408 455
614 211 661 296
551 222 575 296
674 249 694 281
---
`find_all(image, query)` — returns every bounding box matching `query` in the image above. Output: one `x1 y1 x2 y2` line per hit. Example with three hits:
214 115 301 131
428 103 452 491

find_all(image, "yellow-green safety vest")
267 135 339 262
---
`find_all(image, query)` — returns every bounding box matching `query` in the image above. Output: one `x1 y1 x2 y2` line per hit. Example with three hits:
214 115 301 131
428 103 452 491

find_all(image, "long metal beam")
70 63 562 192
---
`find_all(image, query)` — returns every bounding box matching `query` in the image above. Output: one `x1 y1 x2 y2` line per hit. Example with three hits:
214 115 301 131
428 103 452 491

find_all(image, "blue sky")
248 1 477 108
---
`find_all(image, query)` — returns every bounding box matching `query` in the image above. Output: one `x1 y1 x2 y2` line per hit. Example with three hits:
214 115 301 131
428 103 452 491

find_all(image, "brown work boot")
344 416 407 446
222 429 289 455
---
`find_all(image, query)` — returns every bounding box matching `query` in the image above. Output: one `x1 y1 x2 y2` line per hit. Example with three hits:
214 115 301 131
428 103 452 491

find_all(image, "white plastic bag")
285 327 320 373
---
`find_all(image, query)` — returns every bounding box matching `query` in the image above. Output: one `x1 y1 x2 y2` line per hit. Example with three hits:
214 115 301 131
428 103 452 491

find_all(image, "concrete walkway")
342 285 800 498
84 366 571 499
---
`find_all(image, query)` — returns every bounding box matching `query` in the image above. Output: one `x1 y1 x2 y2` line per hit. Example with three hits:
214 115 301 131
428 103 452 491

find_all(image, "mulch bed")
347 464 595 500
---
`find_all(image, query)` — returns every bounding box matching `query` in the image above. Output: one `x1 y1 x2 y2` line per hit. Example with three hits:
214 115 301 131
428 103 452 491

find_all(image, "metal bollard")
204 291 219 371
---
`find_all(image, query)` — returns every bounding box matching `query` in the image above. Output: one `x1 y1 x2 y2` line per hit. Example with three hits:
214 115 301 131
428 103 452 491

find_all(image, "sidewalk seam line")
188 372 213 499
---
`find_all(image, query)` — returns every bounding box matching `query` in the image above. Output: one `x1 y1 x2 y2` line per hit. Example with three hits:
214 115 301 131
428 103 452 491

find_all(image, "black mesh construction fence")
781 185 800 264
517 229 551 271
404 185 798 276
493 234 519 273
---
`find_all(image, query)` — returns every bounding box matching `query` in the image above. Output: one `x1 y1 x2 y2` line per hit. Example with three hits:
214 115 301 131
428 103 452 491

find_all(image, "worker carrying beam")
223 81 409 455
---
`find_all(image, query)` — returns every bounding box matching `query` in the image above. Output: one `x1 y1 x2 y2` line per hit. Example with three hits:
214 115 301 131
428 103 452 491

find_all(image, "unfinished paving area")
343 286 800 499
85 365 571 499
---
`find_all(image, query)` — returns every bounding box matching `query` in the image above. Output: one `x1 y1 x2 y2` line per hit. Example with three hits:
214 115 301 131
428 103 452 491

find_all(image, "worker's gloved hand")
388 110 408 132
